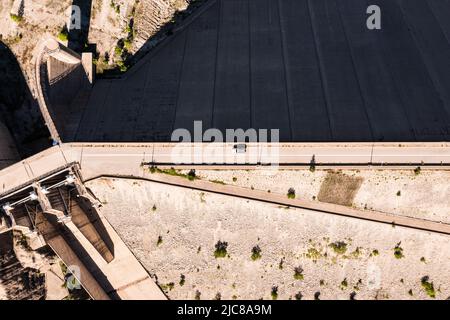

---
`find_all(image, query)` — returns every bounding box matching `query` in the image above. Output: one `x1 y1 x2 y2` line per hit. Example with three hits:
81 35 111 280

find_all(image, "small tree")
179 274 185 286
287 188 296 199
57 25 69 42
251 245 262 261
329 241 347 254
414 166 421 175
294 266 304 280
393 242 404 259
421 276 436 298
187 169 196 181
214 241 228 258
10 13 23 23
271 286 278 300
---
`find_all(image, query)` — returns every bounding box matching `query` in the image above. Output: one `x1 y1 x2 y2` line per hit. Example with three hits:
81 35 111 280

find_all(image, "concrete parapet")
45 39 81 65
35 211 111 300
34 38 86 144
81 53 94 85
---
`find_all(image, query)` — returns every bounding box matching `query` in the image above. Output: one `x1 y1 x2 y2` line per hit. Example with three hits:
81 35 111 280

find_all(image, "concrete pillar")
82 52 94 85
33 183 53 213
2 207 16 227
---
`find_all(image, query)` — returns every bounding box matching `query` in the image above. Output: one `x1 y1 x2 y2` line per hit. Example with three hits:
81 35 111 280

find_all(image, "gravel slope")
88 177 450 300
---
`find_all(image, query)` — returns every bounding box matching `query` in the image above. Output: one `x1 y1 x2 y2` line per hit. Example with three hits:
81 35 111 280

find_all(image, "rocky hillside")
0 0 193 77
0 0 200 154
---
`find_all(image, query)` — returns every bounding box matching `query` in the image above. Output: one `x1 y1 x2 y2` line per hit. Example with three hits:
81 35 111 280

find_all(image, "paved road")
1 142 449 197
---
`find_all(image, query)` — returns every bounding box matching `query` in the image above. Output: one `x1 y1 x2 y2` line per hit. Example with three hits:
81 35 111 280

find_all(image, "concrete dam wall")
34 0 450 143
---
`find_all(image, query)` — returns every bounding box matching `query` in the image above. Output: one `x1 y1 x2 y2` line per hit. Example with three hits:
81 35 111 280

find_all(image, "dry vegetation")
0 0 193 80
192 169 450 223
88 177 450 300
318 171 363 206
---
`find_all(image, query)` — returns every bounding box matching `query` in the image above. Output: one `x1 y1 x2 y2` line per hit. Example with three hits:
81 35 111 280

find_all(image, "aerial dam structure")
34 37 93 143
2 0 448 301
0 166 166 300
35 0 450 144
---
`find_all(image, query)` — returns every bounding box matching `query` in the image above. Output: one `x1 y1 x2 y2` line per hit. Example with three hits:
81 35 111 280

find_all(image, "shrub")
214 241 228 258
156 235 163 246
351 247 362 258
396 190 401 196
187 169 196 181
251 245 262 261
306 247 322 260
414 166 421 175
195 290 201 300
314 291 321 300
294 267 304 280
329 241 348 254
421 276 436 298
393 242 404 259
116 60 128 72
295 292 303 300
278 258 284 270
57 26 69 42
166 282 174 291
179 274 185 286
10 14 23 23
125 25 132 35
271 286 278 300
124 38 132 50
114 46 123 56
287 188 296 199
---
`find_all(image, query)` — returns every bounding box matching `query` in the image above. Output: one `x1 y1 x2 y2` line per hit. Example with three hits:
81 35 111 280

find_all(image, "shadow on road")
68 0 93 52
